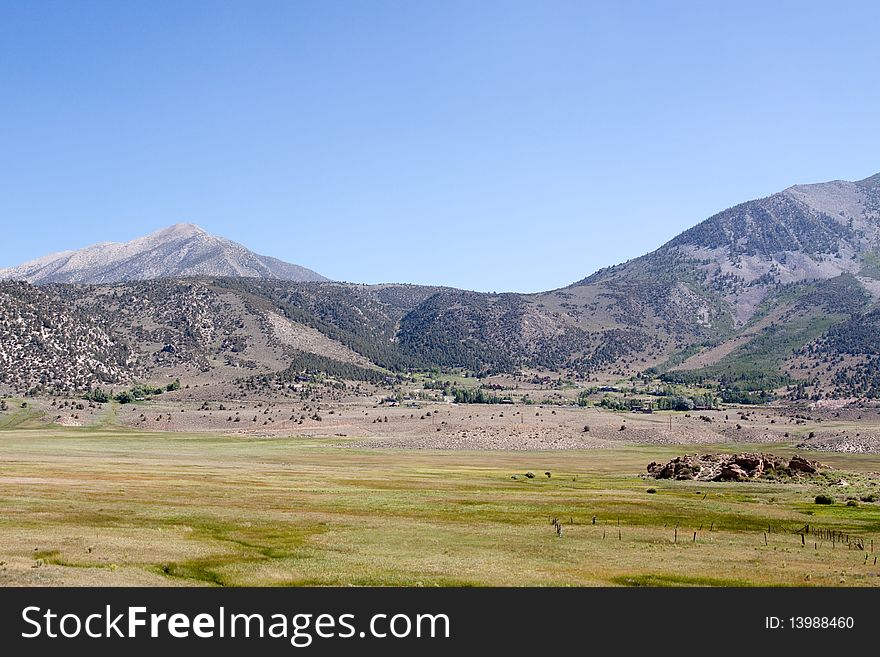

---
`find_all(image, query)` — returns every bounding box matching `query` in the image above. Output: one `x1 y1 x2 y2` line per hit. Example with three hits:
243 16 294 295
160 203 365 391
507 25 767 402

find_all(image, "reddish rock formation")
646 453 826 482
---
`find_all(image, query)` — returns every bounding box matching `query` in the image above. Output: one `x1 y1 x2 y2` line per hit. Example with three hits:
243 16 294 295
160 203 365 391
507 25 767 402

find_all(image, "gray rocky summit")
0 223 327 284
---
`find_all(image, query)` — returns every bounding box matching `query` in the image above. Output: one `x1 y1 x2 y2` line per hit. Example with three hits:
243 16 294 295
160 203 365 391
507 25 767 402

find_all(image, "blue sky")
1 1 878 292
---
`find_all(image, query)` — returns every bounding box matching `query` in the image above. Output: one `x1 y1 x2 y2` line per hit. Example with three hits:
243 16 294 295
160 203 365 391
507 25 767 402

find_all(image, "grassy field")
2 425 880 586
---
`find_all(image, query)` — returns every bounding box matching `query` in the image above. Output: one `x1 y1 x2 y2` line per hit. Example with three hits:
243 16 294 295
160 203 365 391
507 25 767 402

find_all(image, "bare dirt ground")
9 382 880 452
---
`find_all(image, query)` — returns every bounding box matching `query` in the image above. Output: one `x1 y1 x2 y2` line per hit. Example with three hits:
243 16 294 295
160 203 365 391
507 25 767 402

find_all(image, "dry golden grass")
2 425 880 586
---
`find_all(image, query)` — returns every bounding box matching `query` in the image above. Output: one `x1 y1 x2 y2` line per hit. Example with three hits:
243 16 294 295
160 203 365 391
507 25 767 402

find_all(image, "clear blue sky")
1 1 878 292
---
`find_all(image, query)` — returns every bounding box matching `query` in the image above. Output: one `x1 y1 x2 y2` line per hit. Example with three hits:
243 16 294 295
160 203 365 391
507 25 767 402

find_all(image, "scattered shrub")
815 494 834 505
84 388 110 403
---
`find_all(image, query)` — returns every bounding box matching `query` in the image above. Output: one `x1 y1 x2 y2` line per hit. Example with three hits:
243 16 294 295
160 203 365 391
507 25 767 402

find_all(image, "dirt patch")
264 312 375 367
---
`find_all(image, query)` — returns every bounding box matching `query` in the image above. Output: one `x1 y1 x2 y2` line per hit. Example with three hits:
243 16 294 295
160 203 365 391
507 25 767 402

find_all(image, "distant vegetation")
450 387 512 404
240 350 392 389
84 379 180 404
596 390 718 411
658 368 786 393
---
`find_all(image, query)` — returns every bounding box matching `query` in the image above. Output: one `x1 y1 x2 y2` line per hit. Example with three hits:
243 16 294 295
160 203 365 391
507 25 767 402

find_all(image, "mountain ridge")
0 223 328 284
2 171 880 400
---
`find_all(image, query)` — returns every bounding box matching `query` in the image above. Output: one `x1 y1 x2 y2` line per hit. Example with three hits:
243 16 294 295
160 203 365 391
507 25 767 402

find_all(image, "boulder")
734 453 763 470
789 455 818 474
765 456 788 472
718 463 749 481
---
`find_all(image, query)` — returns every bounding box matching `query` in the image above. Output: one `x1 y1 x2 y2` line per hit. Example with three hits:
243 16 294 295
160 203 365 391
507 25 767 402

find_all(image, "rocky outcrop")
646 453 825 482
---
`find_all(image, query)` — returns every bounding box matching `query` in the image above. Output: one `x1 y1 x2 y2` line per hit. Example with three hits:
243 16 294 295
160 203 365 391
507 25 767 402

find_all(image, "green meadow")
2 425 880 586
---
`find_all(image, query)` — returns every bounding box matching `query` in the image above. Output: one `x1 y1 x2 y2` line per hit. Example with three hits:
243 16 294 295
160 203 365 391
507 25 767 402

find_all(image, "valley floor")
10 390 880 452
2 420 880 586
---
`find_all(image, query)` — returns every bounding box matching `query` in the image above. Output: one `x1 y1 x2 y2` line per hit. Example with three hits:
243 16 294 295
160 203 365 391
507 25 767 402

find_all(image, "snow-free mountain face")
576 172 880 325
0 223 328 284
2 173 880 401
390 171 880 386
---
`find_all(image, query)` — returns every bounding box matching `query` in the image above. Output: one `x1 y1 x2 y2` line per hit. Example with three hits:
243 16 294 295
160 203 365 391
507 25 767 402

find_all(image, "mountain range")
2 171 880 400
0 223 327 284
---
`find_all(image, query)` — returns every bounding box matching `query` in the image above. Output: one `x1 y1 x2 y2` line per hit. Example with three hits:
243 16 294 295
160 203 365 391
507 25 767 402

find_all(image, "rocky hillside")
581 172 880 322
0 279 438 395
0 223 327 284
2 172 880 398
0 281 135 392
390 174 880 383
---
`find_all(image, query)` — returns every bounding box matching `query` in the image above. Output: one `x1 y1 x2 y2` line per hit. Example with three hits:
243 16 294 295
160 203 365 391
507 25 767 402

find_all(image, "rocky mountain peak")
0 224 328 284
148 223 208 239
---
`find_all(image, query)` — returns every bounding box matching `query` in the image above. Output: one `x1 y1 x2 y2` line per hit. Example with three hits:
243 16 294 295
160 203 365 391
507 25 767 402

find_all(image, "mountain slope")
391 171 880 382
788 304 880 399
0 278 441 395
2 172 880 398
0 281 135 392
0 223 328 284
577 172 880 324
